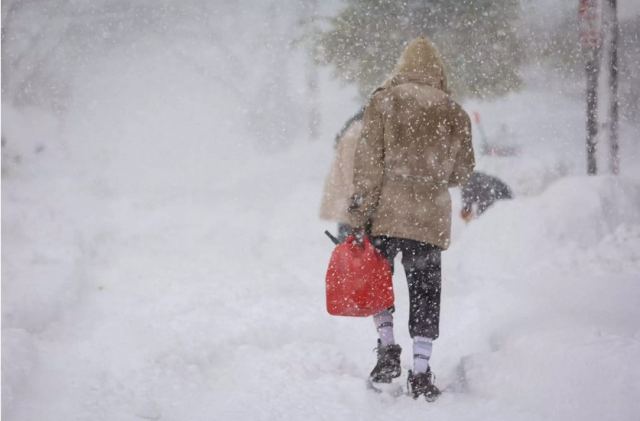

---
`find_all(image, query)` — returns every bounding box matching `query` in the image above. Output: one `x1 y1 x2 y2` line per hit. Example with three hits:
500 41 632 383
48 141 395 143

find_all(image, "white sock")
373 310 395 346
413 336 433 374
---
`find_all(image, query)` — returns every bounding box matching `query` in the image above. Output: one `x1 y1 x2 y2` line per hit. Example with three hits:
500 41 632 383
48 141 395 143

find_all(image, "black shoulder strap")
334 107 365 146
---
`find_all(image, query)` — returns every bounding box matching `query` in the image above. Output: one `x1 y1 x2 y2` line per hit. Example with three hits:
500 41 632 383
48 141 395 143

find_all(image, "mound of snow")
453 176 640 279
440 176 640 420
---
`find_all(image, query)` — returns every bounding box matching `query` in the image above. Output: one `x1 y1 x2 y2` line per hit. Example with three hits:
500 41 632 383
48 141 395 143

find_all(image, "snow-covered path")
4 113 640 420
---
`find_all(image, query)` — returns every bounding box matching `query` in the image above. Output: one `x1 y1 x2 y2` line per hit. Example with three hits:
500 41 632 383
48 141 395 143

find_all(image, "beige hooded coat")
319 119 363 223
348 37 475 249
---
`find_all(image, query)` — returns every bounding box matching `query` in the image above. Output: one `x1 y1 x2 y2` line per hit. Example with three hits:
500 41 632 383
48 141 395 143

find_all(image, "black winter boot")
369 340 402 383
407 368 441 401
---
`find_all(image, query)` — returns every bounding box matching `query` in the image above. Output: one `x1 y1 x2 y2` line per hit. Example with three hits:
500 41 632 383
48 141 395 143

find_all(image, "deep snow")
3 3 640 420
4 86 640 420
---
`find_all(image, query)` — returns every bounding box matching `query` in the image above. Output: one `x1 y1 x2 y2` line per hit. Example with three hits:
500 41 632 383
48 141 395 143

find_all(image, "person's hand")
348 194 363 213
351 227 366 245
460 208 473 223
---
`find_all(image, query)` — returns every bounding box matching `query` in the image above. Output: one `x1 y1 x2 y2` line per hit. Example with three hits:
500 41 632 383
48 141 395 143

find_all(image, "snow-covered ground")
3 4 640 420
4 85 640 420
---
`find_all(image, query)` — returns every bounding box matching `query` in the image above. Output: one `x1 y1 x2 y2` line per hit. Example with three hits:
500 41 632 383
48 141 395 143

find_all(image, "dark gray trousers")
372 236 442 339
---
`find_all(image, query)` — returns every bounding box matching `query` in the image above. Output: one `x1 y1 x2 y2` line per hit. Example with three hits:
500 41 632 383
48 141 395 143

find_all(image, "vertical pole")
586 50 600 175
608 0 620 174
579 0 602 175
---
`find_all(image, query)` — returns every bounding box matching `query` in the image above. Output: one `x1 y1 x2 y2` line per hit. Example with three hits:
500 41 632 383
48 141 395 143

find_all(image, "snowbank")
453 175 640 278
441 175 640 420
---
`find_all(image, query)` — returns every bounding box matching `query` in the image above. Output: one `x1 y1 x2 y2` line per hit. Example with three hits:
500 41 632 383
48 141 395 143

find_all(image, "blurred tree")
3 0 307 150
2 0 72 111
314 0 523 99
307 0 321 141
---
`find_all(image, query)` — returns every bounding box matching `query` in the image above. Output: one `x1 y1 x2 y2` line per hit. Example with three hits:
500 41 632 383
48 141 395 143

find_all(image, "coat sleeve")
348 95 385 229
448 105 475 188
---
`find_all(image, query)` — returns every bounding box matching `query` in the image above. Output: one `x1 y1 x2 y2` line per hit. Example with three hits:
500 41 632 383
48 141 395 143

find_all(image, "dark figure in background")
460 171 512 221
319 108 364 241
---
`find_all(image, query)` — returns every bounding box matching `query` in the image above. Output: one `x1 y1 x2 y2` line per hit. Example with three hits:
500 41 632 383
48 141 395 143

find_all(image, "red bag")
325 235 394 317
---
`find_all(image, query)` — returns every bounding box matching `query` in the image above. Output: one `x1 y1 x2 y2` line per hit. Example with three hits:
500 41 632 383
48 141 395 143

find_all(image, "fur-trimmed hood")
382 37 448 93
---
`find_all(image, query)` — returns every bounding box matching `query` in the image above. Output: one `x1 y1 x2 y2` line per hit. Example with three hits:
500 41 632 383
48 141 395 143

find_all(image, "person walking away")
319 108 364 241
348 37 475 400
